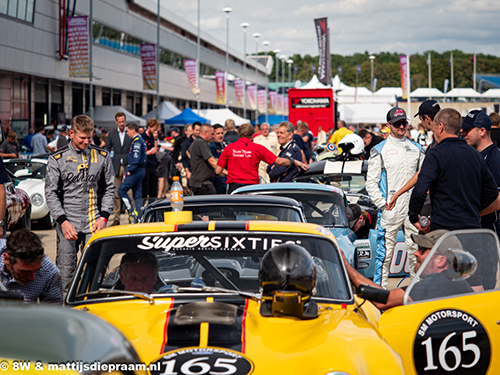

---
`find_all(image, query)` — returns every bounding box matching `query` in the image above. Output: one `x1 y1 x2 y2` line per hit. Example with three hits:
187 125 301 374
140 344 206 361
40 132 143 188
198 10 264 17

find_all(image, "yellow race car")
66 212 404 374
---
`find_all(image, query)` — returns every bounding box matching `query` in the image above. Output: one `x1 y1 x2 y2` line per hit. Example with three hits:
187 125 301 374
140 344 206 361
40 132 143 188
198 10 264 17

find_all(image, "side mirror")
357 284 390 304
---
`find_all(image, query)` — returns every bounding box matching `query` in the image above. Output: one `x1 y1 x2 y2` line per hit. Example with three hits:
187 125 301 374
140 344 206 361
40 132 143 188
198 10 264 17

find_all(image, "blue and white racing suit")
366 135 424 289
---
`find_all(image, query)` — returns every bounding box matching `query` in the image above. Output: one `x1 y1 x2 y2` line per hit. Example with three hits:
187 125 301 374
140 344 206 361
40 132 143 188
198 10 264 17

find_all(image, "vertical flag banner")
215 71 226 104
140 44 157 90
183 59 200 96
257 89 267 113
269 91 277 114
276 94 283 115
314 17 331 85
234 78 245 107
283 96 289 115
399 55 409 99
67 16 89 78
247 85 256 110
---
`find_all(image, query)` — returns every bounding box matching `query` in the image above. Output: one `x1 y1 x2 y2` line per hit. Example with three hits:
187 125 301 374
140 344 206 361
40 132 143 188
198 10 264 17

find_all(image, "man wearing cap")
357 129 383 158
0 229 63 303
341 229 473 310
366 107 425 289
461 110 500 290
414 99 441 153
346 203 377 239
408 108 500 290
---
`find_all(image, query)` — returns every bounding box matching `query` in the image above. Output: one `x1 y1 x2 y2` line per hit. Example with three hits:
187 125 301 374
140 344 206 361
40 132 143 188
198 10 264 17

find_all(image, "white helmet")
338 134 364 156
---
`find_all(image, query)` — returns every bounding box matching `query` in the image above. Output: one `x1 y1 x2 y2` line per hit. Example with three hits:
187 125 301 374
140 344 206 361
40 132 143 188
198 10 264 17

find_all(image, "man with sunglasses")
366 107 425 289
0 229 62 303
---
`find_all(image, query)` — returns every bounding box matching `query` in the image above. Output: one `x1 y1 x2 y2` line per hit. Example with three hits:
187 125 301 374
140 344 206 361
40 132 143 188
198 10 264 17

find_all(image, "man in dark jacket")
268 122 303 182
358 129 383 158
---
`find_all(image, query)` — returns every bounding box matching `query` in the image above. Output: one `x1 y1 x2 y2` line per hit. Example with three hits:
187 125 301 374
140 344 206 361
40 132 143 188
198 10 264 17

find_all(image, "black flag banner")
314 17 331 85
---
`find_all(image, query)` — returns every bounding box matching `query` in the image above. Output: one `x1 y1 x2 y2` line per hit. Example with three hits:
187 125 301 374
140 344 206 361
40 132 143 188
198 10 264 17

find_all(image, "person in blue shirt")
268 122 303 182
118 122 146 223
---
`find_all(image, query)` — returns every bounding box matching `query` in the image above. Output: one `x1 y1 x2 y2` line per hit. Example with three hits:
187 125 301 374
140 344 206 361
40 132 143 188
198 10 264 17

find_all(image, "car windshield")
405 230 500 304
144 204 302 223
68 231 352 303
243 191 348 227
296 174 368 195
5 161 46 180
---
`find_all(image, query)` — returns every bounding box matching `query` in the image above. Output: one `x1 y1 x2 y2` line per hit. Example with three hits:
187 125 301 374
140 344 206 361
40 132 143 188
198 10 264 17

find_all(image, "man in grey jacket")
45 115 115 293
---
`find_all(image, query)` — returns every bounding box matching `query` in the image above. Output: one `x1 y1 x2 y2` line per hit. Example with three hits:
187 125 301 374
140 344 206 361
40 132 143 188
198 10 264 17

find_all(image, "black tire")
38 212 54 230
12 205 31 232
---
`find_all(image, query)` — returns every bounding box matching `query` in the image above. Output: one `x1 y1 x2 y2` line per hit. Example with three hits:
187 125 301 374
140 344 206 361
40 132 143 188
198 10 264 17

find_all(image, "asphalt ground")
29 215 408 291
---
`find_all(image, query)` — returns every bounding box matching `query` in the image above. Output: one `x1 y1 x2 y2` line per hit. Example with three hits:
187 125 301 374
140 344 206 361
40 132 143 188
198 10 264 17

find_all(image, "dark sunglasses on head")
7 248 44 260
392 120 408 128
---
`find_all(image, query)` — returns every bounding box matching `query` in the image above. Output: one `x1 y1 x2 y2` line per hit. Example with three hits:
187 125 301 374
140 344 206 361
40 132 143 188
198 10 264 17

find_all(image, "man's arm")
0 184 5 238
408 155 438 225
94 153 116 232
39 263 63 304
386 171 420 210
481 193 500 216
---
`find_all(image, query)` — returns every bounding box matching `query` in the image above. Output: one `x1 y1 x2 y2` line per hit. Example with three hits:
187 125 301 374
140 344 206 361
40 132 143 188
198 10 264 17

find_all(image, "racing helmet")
338 134 365 156
315 142 339 161
259 243 317 297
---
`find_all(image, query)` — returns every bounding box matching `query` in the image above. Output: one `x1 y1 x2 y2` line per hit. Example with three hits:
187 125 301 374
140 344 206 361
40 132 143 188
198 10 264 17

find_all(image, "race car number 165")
413 309 490 375
149 348 254 375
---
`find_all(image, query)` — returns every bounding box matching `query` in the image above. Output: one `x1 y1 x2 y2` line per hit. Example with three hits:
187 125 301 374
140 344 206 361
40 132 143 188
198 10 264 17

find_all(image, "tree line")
266 50 500 91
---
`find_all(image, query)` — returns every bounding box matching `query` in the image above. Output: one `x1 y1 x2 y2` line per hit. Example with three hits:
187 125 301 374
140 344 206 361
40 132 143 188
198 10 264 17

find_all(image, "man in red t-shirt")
216 123 308 193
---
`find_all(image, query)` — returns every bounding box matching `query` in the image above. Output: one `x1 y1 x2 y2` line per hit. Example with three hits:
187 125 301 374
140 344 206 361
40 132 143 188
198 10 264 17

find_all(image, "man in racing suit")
366 107 425 289
45 115 115 293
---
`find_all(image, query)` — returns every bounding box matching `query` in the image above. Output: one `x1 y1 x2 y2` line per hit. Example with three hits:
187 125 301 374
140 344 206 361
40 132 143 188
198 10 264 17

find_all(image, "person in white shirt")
253 123 280 183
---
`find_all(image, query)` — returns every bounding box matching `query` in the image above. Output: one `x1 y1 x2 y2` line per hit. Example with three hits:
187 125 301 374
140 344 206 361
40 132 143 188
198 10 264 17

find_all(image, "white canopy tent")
445 88 482 98
338 103 393 124
300 75 328 89
331 75 350 91
481 89 500 98
336 87 374 104
87 106 146 129
410 88 445 98
195 108 250 126
142 101 181 122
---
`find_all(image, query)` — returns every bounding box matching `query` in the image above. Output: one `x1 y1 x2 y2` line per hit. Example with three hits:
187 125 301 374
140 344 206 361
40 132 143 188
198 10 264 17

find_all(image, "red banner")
399 55 409 99
257 90 267 113
234 78 244 107
269 91 277 114
67 16 89 78
183 59 200 96
215 71 226 104
247 85 256 110
141 44 157 90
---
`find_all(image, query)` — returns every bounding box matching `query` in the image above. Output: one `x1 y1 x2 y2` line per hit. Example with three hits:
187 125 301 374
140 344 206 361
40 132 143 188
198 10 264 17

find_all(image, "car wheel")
12 205 31 232
38 212 54 230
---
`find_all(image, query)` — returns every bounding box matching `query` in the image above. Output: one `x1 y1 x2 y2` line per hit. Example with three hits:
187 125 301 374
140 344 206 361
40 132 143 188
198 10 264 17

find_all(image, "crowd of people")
1 103 500 306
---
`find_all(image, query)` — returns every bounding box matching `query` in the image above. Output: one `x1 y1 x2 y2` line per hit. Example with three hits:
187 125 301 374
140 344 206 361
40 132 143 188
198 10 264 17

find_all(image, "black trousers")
142 168 158 198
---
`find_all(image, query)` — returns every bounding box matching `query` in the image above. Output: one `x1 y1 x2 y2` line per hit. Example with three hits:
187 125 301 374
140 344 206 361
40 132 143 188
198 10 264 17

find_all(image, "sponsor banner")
400 55 409 99
257 89 267 113
215 71 226 104
283 96 289 115
183 59 200 96
276 94 283 115
67 16 89 78
247 85 256 110
291 97 331 109
140 44 157 90
234 78 244 107
314 17 331 85
268 91 277 114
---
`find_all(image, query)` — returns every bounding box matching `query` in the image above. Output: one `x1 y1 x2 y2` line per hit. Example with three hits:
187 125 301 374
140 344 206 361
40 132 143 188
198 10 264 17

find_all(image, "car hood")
74 298 403 374
15 179 44 195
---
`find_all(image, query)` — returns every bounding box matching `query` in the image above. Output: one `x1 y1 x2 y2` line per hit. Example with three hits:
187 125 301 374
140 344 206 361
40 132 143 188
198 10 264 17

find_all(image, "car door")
378 230 500 375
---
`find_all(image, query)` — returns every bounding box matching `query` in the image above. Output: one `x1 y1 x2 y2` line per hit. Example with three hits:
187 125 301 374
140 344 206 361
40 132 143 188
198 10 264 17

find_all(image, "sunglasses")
7 248 44 260
392 120 408 128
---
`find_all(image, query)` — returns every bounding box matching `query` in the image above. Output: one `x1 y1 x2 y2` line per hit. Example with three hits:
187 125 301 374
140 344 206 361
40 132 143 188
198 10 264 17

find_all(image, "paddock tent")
196 108 250 126
142 101 181 121
89 106 146 129
164 107 210 125
338 103 394 124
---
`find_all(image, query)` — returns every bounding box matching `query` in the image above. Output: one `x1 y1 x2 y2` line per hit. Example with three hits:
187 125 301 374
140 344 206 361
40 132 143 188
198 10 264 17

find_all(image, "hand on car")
92 219 107 233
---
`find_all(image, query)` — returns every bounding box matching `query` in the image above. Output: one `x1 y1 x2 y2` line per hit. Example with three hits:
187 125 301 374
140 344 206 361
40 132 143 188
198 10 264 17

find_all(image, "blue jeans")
118 168 145 218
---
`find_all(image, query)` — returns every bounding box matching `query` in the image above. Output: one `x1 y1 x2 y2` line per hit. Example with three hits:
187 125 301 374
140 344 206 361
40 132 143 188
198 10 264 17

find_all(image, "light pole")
89 0 93 119
196 0 200 110
262 41 270 123
252 32 260 120
157 0 161 118
240 22 249 119
222 7 232 108
369 55 376 92
273 49 280 88
286 59 293 83
280 55 286 117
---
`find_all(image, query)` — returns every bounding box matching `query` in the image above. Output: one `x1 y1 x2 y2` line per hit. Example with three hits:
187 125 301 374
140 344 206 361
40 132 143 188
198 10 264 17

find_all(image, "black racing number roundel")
149 347 254 375
413 309 490 375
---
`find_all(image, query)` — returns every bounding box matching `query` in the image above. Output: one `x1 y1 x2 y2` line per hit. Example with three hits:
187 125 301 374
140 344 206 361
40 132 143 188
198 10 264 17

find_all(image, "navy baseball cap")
462 110 492 130
60 125 68 132
386 107 408 124
346 204 362 229
414 100 441 118
171 127 180 133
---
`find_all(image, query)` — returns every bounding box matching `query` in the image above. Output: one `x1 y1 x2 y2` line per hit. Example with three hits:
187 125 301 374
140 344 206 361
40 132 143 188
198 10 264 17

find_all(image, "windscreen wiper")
76 288 155 304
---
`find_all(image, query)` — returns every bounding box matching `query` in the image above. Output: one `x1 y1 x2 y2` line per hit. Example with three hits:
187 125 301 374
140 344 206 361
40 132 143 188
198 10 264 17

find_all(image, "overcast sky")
170 0 500 59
